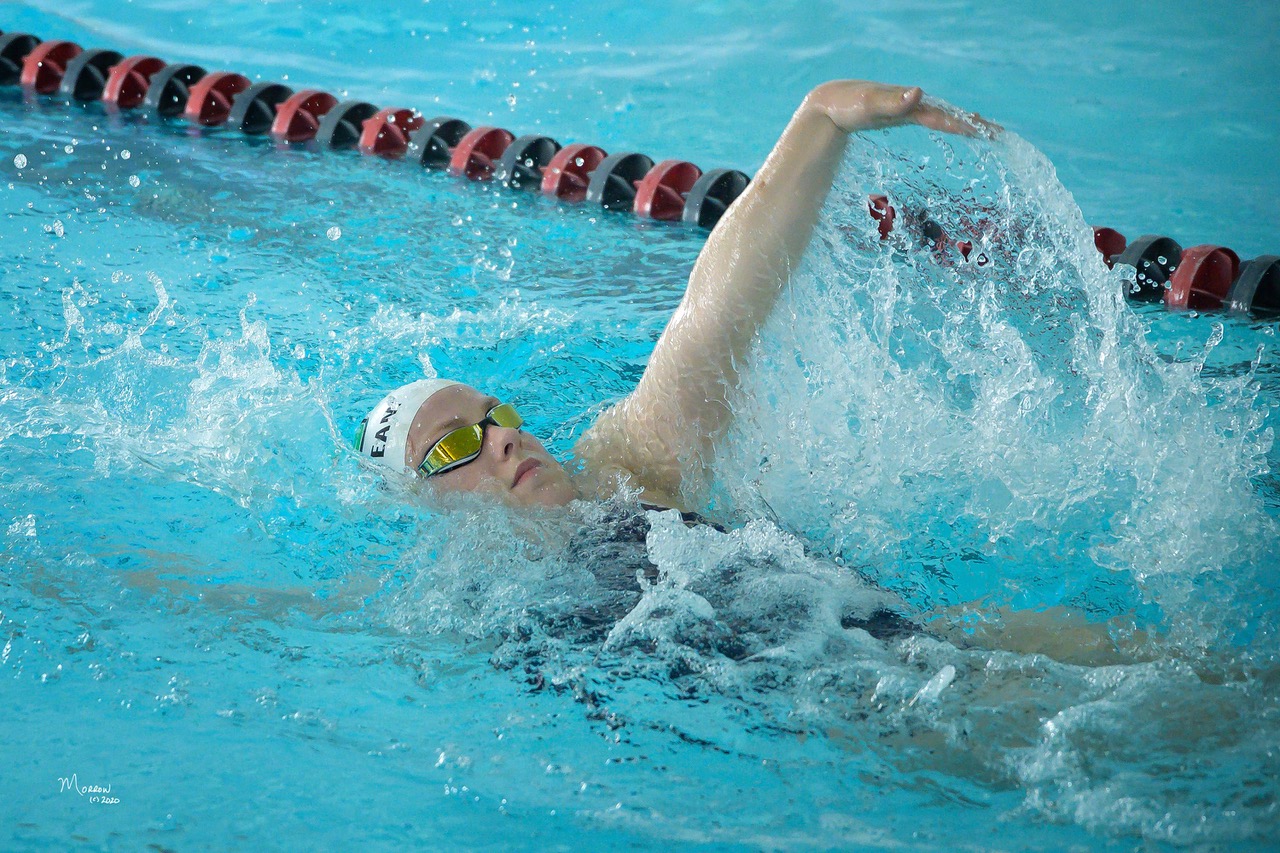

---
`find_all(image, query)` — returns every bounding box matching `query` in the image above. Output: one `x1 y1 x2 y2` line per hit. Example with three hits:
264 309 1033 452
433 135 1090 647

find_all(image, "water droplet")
120 149 131 160
128 175 141 188
13 154 27 169
64 144 74 154
326 226 342 241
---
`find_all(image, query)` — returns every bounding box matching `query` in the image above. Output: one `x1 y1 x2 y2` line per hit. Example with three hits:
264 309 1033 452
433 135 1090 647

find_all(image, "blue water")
2 1 1278 850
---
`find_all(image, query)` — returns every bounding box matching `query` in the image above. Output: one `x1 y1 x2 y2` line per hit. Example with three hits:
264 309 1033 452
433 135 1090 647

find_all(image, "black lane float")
1 28 1275 317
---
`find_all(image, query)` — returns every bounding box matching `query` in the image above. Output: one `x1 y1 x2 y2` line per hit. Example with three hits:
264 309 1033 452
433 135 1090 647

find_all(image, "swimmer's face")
403 384 579 508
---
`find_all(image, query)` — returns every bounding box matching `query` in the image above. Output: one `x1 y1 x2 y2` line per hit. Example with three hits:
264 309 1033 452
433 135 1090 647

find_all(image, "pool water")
2 1 1278 850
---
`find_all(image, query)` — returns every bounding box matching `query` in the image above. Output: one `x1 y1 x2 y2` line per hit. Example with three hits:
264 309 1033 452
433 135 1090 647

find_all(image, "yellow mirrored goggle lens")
487 403 522 429
417 404 523 477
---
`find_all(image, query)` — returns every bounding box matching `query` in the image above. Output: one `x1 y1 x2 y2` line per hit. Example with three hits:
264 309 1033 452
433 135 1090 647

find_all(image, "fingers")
911 102 1002 138
971 113 1004 136
886 85 998 138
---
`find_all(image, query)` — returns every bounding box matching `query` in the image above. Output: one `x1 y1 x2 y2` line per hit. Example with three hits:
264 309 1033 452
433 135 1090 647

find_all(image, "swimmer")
355 81 990 511
342 81 1169 668
93 82 1198 673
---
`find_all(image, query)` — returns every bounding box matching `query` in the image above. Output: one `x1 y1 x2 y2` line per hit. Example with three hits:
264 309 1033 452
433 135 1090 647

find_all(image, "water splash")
707 123 1276 643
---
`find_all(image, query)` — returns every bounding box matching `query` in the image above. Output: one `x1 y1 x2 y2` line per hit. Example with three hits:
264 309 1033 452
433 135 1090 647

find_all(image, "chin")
520 478 579 508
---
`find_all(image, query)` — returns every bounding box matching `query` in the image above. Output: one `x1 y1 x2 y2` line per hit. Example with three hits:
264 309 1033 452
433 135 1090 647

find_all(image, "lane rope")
1 28 1275 316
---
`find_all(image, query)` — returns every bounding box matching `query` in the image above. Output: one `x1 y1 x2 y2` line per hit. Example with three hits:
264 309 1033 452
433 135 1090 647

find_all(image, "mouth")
512 458 542 488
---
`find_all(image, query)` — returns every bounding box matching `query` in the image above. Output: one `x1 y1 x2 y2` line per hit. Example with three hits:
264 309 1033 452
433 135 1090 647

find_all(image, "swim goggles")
416 402 523 477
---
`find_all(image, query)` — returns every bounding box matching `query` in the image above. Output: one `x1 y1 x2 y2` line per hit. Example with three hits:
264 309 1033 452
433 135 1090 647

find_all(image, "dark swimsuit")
563 502 923 646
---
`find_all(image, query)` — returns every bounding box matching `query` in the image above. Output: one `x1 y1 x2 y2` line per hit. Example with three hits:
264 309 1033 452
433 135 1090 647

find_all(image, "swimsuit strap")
638 502 727 533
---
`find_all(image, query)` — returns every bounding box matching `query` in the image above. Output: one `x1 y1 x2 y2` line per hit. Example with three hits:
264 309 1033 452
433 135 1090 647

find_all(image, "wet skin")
402 383 580 508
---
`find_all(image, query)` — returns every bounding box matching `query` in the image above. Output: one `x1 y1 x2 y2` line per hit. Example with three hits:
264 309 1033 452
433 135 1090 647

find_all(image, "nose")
484 423 520 460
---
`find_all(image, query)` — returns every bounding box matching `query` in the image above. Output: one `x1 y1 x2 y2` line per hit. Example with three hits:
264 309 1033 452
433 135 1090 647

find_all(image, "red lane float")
541 143 608 202
182 71 251 126
634 159 701 220
270 89 338 142
1165 245 1241 311
20 39 81 94
449 126 515 180
1092 227 1127 268
358 108 423 157
102 55 166 111
868 194 896 240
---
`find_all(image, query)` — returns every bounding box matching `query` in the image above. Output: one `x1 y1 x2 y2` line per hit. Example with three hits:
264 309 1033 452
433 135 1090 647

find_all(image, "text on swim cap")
369 401 400 458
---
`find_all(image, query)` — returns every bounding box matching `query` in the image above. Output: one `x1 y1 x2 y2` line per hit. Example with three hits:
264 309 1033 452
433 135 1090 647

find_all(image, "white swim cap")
354 378 462 472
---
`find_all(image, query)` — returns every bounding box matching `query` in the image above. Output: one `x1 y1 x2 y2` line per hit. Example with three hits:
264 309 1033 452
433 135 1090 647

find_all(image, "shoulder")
571 399 687 509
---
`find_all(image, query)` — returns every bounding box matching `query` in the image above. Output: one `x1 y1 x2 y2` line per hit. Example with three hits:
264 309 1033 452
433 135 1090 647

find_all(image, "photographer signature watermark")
57 774 119 805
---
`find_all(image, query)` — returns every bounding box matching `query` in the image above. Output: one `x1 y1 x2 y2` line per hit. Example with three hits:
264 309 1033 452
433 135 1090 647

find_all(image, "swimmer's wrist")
778 96 847 164
797 87 843 133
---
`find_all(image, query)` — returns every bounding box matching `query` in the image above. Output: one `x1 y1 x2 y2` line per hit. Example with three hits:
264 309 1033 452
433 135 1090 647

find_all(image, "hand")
802 80 998 138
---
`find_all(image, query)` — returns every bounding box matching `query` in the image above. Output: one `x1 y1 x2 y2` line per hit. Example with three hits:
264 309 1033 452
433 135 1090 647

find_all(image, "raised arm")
574 82 987 507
